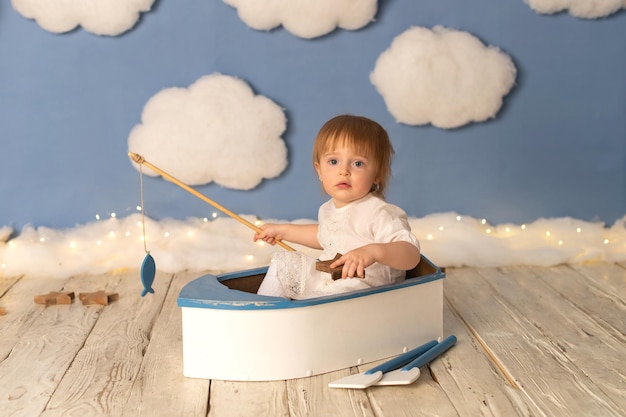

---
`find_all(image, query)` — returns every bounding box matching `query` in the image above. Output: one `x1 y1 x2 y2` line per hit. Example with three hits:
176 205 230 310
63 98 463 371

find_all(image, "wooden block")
34 291 75 306
316 253 343 280
315 253 364 280
79 291 119 306
0 307 6 316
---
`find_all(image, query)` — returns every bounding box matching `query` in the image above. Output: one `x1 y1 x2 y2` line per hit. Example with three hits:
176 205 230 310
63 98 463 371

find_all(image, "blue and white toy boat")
178 255 445 381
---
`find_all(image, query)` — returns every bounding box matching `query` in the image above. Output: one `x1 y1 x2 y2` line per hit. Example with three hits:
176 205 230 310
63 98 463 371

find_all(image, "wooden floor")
0 262 624 417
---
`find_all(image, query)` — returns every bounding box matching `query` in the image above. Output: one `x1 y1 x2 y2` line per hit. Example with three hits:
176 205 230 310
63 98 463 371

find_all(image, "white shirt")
317 193 420 287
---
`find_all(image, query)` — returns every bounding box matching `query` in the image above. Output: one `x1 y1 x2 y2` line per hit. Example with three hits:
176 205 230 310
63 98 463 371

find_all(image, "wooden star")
34 291 75 306
79 291 119 306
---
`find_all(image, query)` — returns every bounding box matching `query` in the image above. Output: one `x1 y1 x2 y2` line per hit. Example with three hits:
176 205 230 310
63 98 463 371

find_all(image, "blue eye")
353 160 363 168
329 159 338 165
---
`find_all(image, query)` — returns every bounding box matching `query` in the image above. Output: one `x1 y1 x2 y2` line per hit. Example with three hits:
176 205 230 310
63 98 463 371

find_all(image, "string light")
95 214 101 220
212 212 218 218
110 213 117 218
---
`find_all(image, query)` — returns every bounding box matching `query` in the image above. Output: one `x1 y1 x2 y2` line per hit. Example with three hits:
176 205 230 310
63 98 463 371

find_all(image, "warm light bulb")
505 227 510 233
212 212 218 218
456 215 461 221
521 224 526 230
558 240 564 246
427 234 433 240
576 227 582 233
39 237 46 243
125 231 131 237
136 206 142 211
481 219 487 225
187 231 194 237
69 242 77 249
108 231 116 238
245 255 254 262
604 239 609 245
111 213 117 218
486 228 492 234
164 232 170 238
545 231 551 237
203 217 208 222
438 226 444 231
95 214 101 220
97 240 102 246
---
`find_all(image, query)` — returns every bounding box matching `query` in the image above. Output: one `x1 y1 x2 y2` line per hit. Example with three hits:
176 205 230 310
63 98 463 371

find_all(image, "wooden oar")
128 152 296 252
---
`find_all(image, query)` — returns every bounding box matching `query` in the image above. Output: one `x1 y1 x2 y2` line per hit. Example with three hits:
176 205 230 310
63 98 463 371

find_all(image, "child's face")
315 146 378 208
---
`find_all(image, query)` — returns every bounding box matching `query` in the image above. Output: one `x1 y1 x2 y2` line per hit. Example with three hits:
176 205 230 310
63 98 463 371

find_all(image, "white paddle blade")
374 367 421 386
328 371 383 389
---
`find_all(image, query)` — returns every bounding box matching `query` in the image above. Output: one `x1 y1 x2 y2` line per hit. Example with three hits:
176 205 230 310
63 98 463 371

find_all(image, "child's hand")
253 224 284 246
329 245 377 279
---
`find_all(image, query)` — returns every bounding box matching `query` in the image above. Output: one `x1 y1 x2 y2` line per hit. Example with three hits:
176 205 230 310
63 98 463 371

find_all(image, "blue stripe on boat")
178 256 445 311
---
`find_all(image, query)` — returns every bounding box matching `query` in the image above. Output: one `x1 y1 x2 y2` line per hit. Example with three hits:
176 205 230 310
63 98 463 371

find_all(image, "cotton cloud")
128 74 288 190
370 26 517 129
524 0 626 19
11 0 154 36
1 213 626 279
222 0 377 39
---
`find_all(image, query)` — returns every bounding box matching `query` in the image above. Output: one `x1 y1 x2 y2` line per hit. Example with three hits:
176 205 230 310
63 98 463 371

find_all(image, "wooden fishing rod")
128 152 296 252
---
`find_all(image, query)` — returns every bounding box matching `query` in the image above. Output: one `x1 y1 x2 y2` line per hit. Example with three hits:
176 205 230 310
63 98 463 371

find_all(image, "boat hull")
178 255 444 381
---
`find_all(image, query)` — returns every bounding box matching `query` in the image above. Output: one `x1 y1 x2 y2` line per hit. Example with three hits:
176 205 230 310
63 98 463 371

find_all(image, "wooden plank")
0 274 23 297
0 272 123 417
539 264 625 342
0 276 73 361
39 270 173 417
570 262 626 304
209 380 289 417
365 371 458 417
445 267 624 417
428 299 532 417
287 370 375 417
122 272 211 417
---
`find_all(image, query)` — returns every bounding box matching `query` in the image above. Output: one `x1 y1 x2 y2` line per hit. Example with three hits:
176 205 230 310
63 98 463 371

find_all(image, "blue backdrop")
0 0 624 230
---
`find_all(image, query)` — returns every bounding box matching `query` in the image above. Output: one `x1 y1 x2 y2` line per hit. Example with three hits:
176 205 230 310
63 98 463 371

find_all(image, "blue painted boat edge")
177 255 445 310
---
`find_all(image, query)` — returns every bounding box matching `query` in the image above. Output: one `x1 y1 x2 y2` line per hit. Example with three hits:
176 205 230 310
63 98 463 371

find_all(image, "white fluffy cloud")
222 0 377 39
128 74 288 190
2 213 626 279
370 26 517 129
524 0 626 19
11 0 154 36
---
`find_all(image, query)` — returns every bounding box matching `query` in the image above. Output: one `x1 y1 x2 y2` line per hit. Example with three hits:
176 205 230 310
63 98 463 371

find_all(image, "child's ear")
314 162 321 177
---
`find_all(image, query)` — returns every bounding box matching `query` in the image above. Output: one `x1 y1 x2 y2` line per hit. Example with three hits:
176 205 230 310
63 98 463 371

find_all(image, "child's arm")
253 223 322 250
330 241 420 279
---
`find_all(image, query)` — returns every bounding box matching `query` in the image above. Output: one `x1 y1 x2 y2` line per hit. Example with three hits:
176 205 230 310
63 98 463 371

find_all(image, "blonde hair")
312 115 394 199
